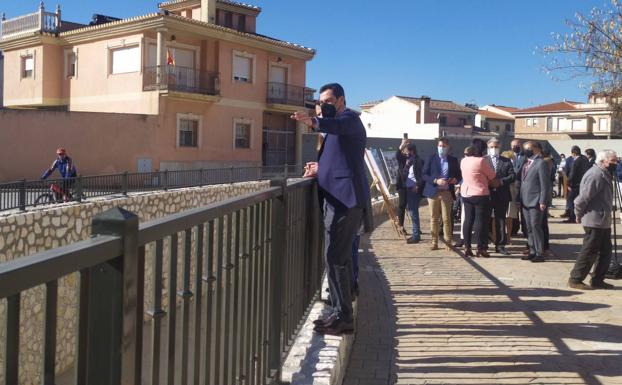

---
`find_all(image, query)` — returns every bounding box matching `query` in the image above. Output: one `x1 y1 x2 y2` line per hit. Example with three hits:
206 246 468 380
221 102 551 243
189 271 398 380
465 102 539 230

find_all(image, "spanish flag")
167 49 175 66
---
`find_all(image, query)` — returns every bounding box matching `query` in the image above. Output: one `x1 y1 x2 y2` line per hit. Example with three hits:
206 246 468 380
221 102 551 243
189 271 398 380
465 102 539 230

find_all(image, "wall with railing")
0 180 273 385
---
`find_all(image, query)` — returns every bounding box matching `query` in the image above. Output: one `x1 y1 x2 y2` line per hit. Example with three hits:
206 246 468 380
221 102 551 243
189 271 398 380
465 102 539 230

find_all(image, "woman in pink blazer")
460 146 500 257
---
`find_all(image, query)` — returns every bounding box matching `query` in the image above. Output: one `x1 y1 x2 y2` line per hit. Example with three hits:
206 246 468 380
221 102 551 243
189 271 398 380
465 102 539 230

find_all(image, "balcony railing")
267 82 315 107
143 65 220 96
1 3 61 39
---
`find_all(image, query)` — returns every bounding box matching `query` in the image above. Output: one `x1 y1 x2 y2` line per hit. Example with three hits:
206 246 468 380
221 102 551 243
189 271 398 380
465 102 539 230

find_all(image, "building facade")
360 96 478 140
0 0 315 173
475 105 517 137
514 96 622 140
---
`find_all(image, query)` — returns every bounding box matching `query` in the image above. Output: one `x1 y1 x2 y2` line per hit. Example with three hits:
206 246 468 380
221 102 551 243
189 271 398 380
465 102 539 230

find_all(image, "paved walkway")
345 198 622 385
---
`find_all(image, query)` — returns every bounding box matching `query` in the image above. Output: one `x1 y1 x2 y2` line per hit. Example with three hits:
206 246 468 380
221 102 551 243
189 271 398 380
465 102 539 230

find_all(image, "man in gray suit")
569 149 618 290
517 141 552 263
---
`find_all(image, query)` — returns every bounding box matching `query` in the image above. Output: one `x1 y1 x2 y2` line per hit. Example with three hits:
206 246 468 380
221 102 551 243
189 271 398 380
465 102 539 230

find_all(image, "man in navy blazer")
292 83 369 336
422 138 461 250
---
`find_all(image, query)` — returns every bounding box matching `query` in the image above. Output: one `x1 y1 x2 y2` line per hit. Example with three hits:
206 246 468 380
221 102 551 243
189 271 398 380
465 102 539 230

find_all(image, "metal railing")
267 82 315 107
0 178 324 385
1 3 61 39
0 165 302 212
143 65 220 96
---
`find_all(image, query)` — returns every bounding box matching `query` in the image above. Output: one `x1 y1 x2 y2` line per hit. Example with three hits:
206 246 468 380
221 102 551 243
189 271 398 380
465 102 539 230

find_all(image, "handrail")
0 235 122 298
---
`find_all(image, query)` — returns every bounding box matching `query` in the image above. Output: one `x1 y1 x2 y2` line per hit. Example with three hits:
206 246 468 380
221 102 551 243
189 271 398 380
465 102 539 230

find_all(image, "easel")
365 151 408 239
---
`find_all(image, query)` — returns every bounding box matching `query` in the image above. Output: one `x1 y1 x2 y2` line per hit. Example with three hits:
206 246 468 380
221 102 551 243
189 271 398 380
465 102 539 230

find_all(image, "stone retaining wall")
0 181 270 385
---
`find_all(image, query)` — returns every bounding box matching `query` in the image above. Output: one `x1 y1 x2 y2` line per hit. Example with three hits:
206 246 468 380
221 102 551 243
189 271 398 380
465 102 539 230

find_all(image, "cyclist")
41 147 78 201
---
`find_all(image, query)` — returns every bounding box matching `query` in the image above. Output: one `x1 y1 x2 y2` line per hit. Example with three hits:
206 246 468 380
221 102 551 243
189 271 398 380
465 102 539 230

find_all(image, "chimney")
201 0 216 23
420 96 431 124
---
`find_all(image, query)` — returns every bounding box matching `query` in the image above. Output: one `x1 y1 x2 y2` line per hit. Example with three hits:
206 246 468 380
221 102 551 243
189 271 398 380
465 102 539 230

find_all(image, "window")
532 118 538 126
224 11 233 28
495 125 500 132
22 55 34 78
484 121 490 131
178 117 200 147
233 52 253 83
237 14 246 32
110 45 140 74
458 118 467 126
235 121 251 149
526 118 532 127
599 118 608 131
439 115 447 126
571 120 582 131
547 117 553 131
505 123 512 132
66 51 77 77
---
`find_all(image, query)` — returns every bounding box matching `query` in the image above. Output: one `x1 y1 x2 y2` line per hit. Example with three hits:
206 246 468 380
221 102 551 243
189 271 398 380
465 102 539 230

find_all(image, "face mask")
488 148 500 157
608 163 618 173
512 146 521 154
438 146 448 157
320 103 337 118
523 149 534 158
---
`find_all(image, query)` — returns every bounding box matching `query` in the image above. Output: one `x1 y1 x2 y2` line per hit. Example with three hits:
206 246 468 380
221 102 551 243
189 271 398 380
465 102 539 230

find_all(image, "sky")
1 0 611 109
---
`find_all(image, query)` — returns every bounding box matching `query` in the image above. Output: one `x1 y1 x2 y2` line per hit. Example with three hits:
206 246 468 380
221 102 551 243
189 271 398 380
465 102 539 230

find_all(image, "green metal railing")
0 178 323 385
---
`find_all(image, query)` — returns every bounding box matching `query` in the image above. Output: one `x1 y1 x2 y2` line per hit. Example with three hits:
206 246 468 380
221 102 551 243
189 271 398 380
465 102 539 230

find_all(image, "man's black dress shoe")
530 255 545 263
406 237 420 244
313 313 337 326
313 319 354 336
454 240 464 248
521 254 535 260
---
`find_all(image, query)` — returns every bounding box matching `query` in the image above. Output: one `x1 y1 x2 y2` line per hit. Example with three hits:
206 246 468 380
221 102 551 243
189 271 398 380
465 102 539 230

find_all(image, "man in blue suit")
422 138 461 250
292 83 370 335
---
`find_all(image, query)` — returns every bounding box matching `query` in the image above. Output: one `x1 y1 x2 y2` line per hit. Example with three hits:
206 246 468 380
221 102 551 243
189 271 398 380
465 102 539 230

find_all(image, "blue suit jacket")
422 153 461 198
316 109 370 209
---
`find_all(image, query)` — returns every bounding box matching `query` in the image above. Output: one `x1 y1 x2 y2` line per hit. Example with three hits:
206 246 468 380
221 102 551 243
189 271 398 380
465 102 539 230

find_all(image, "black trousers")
462 196 490 250
567 188 579 221
490 196 509 246
570 227 612 284
323 202 363 323
523 207 545 256
397 188 407 227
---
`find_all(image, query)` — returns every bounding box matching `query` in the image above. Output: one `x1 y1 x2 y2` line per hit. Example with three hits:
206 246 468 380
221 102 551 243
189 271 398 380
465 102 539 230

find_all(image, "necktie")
492 156 498 172
523 159 533 180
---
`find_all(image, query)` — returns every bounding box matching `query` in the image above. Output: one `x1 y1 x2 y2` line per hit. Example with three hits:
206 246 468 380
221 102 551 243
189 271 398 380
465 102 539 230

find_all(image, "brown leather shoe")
464 248 474 257
430 243 439 251
477 249 490 258
313 319 355 336
313 313 337 326
568 280 593 290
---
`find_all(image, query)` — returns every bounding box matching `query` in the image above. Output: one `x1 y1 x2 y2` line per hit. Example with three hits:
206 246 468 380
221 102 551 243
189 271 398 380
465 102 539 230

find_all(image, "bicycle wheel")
34 193 55 206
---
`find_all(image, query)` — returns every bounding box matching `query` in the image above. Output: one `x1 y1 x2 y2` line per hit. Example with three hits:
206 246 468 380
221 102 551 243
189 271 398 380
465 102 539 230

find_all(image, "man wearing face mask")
568 150 618 290
422 138 461 250
517 141 551 263
292 83 370 336
484 138 515 255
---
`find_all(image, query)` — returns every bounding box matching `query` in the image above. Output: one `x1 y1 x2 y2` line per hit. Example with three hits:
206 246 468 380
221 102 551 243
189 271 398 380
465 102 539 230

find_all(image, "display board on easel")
364 148 407 238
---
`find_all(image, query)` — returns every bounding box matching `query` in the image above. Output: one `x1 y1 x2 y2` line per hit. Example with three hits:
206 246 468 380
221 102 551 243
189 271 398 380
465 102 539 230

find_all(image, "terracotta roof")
159 0 261 11
397 96 477 114
479 109 514 121
359 100 383 109
54 13 314 54
514 101 581 114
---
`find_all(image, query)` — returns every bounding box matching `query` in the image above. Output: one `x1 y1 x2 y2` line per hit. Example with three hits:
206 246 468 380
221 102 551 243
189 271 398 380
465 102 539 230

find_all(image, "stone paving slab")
343 199 622 385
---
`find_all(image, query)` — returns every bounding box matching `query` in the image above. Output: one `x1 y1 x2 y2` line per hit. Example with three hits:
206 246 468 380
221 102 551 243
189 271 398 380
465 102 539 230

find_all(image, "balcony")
267 82 315 108
1 3 60 39
143 65 220 97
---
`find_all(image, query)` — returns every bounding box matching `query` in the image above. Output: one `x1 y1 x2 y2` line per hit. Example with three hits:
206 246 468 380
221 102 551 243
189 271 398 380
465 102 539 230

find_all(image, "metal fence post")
86 207 142 385
200 168 205 187
267 178 287 382
18 179 26 211
75 176 83 203
122 171 129 196
163 170 169 191
230 165 234 184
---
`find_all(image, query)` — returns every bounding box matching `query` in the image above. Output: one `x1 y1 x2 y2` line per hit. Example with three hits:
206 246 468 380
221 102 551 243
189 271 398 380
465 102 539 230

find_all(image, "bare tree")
544 0 622 116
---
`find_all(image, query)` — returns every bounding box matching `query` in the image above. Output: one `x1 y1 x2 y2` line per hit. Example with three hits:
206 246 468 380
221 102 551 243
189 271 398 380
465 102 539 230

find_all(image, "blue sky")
2 0 608 109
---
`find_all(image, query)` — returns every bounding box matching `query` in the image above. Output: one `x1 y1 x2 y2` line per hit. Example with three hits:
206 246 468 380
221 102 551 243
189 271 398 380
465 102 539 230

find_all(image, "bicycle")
34 181 73 206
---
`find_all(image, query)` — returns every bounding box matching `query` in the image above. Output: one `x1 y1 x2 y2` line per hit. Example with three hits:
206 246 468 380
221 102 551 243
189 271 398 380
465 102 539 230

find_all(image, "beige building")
0 0 315 176
514 95 622 140
475 105 517 137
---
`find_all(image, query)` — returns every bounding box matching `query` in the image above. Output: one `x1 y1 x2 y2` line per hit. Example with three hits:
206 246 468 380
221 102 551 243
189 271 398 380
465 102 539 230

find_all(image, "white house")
360 96 477 139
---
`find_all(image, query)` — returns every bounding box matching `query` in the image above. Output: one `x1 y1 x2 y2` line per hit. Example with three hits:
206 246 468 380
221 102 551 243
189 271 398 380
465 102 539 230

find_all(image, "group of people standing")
396 137 552 262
